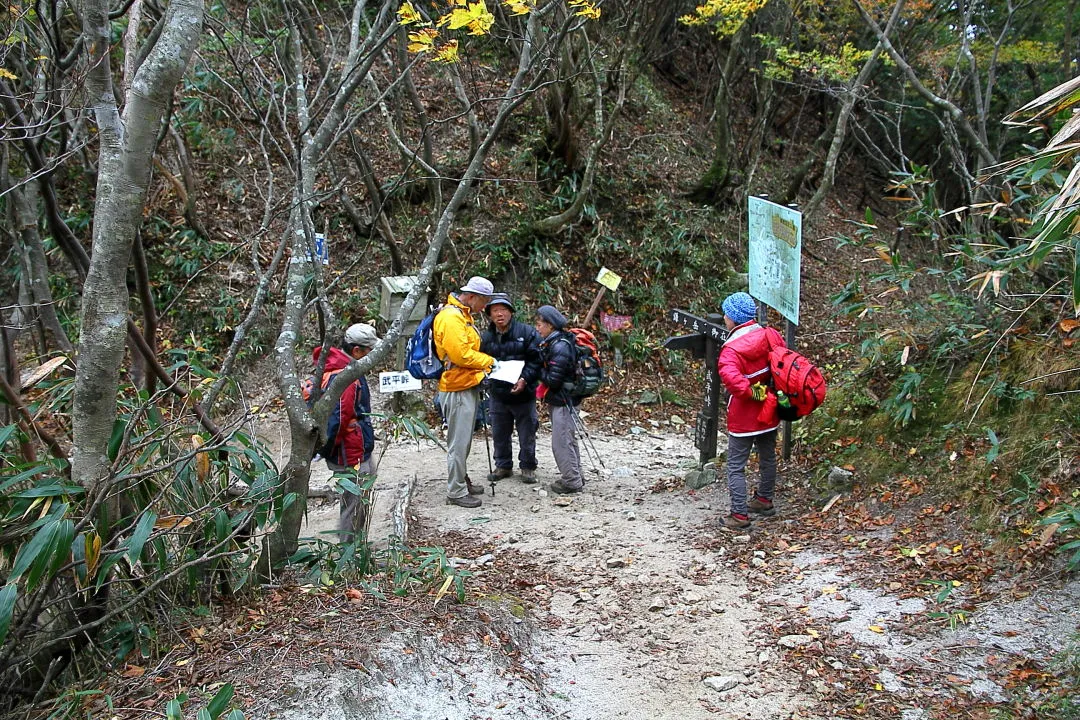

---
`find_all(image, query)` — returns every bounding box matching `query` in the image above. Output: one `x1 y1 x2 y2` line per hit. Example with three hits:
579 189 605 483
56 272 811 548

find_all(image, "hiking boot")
465 477 486 496
493 467 513 480
447 494 482 508
520 468 537 484
722 513 751 530
748 496 776 517
549 480 583 495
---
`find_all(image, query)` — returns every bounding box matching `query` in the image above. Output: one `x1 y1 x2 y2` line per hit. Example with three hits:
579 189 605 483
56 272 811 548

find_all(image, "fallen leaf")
1040 522 1061 545
122 665 145 678
868 625 885 634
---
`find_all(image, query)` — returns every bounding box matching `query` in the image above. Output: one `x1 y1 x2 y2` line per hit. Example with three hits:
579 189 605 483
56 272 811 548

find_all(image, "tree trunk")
687 29 745 205
10 181 73 354
72 0 204 507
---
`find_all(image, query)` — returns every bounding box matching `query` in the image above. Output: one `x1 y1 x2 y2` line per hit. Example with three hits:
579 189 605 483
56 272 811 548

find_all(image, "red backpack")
768 345 826 418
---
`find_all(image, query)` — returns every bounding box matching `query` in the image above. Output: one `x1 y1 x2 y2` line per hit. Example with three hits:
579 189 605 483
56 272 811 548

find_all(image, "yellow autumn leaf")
502 0 531 15
85 532 102 577
0 68 16 81
433 40 460 63
193 434 210 483
572 1 601 19
397 1 423 25
807 628 819 638
868 625 885 633
441 0 493 36
407 28 438 53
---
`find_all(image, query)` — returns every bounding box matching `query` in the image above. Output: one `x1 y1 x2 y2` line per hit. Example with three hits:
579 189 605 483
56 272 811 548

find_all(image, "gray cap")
536 305 567 330
344 323 380 348
485 293 514 314
459 276 494 296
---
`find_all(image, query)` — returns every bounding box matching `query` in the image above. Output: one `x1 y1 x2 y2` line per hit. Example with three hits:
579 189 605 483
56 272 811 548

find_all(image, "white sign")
596 267 622 292
291 232 330 265
748 196 801 325
377 371 422 393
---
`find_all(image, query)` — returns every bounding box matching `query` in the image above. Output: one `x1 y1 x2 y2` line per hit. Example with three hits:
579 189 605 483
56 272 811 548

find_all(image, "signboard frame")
748 196 801 325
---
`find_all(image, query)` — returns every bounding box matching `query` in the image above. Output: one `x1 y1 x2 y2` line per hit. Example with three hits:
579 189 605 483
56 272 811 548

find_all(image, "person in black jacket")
535 304 584 494
481 293 543 483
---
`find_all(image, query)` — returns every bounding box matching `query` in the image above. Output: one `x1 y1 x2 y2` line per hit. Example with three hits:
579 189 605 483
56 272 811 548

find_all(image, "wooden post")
701 313 724 464
782 318 796 460
582 286 606 328
666 309 727 466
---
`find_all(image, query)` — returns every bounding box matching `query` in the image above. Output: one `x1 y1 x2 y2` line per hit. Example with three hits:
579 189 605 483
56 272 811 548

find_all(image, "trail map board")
748 196 802 325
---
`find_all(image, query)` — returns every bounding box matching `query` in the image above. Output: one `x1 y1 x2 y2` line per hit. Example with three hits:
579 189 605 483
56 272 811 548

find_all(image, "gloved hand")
751 382 768 402
535 383 549 400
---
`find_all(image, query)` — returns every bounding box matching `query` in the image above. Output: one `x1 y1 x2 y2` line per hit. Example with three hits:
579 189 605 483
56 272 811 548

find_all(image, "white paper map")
748 196 802 325
489 360 524 384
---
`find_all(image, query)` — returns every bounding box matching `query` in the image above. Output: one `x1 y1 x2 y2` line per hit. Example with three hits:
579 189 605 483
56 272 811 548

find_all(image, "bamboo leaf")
1074 238 1080 315
9 519 58 582
0 583 17 645
85 532 102 577
206 683 235 719
127 512 158 566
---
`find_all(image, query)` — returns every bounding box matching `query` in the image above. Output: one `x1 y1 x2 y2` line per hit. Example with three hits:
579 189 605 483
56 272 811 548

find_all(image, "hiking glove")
751 382 768 402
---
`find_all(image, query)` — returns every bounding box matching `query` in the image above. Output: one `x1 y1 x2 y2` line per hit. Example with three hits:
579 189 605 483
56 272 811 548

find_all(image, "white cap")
459 276 494 296
344 323 380 348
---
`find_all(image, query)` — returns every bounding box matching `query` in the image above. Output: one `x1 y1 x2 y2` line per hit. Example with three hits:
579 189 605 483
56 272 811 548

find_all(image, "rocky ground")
261 397 1079 720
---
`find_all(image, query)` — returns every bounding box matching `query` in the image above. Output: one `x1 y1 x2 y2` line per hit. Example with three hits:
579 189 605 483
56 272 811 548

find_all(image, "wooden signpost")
664 309 727 465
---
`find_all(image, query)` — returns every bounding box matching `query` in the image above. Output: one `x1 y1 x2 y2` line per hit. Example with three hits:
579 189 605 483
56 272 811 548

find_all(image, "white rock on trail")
702 675 742 693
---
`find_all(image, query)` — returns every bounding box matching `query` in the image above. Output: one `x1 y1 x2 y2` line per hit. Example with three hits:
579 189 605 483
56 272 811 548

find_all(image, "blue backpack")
405 312 443 380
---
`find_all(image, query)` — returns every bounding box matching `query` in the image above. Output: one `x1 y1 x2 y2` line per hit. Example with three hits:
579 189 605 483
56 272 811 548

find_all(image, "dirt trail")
268 403 1078 720
282 413 814 720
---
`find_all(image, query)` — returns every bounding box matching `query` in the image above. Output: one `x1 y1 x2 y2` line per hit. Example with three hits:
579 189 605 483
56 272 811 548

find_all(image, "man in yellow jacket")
434 276 497 508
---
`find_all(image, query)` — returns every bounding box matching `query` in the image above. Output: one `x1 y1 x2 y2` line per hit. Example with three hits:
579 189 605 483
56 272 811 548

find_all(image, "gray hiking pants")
336 456 374 544
550 404 583 488
726 430 777 516
490 395 538 471
444 386 479 500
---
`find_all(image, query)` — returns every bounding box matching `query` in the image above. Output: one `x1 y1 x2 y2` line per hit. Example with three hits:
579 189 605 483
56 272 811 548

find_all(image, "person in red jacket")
717 292 786 530
311 323 378 542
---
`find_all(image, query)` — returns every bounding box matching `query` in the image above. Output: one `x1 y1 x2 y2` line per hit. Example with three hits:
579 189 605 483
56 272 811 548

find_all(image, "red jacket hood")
312 345 354 372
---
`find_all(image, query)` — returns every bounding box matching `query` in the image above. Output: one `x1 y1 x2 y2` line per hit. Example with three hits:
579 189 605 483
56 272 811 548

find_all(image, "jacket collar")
725 320 762 344
447 293 474 320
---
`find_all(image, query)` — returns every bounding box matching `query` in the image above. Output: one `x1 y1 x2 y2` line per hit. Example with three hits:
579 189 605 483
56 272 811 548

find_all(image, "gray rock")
630 425 647 435
827 466 854 487
684 466 717 490
778 634 814 649
475 553 495 566
637 390 659 405
733 535 752 544
606 557 628 569
649 596 668 611
702 675 742 693
613 466 635 478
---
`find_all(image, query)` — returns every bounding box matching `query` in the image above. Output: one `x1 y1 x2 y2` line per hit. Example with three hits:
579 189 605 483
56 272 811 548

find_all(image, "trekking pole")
479 385 498 495
569 400 605 471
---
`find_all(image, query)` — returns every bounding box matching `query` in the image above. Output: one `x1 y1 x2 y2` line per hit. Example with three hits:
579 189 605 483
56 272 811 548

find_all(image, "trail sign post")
749 195 803 459
664 309 727 465
582 267 622 328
